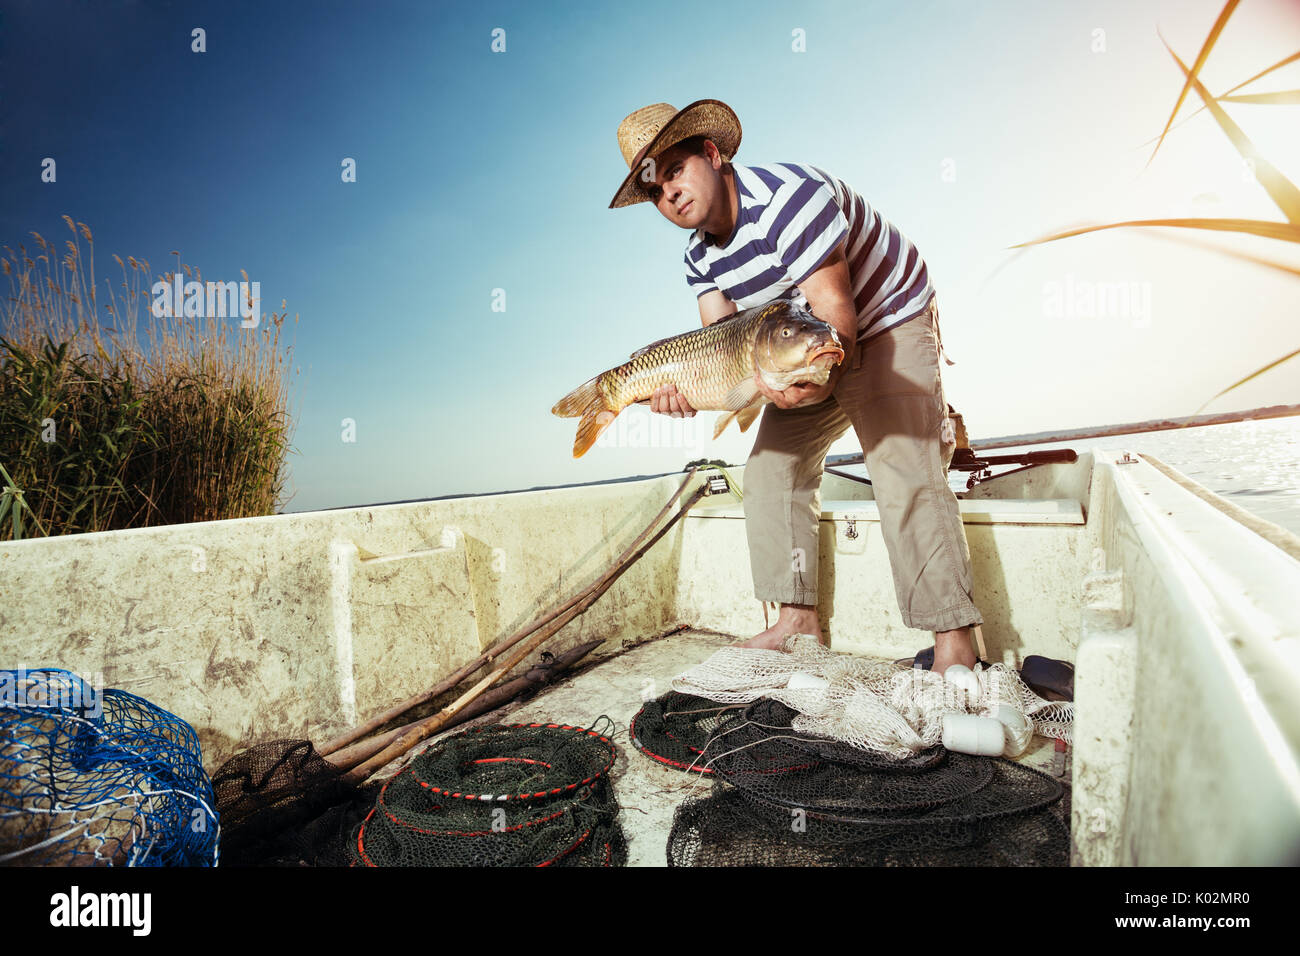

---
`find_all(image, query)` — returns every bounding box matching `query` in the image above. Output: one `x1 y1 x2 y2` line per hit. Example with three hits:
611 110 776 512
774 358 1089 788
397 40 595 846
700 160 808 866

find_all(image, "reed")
1014 1 1300 413
0 217 299 539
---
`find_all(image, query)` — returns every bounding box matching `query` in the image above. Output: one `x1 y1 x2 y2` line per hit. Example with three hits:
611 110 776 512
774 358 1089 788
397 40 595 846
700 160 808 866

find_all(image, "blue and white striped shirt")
684 162 934 341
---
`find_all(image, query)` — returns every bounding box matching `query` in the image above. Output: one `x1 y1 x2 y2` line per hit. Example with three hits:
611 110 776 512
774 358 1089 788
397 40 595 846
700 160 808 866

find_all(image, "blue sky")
2 0 1297 511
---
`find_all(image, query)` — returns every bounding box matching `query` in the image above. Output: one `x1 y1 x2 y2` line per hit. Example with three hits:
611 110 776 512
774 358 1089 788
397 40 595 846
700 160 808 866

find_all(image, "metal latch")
1116 452 1138 465
845 517 858 539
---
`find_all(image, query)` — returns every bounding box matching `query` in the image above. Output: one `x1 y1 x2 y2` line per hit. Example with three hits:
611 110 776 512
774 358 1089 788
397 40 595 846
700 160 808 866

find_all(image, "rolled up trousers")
742 297 983 633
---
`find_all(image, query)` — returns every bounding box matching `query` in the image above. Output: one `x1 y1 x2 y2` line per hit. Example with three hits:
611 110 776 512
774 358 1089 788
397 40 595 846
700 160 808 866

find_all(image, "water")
979 416 1300 537
836 416 1300 537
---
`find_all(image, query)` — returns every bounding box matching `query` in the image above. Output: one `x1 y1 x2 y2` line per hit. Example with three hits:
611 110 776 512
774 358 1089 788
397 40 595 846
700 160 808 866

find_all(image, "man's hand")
650 384 696 417
757 241 858 409
755 369 820 409
647 292 735 418
753 346 853 409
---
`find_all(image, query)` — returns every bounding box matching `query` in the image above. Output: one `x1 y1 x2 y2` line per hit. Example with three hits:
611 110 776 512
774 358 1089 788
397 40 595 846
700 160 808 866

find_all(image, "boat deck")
455 627 1072 867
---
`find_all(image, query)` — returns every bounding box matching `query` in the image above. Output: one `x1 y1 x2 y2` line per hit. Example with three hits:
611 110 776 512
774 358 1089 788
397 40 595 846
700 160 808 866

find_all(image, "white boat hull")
2 448 1297 864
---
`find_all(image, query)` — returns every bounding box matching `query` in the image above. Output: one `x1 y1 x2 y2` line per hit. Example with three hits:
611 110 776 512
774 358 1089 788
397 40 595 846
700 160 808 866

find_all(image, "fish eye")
781 326 792 337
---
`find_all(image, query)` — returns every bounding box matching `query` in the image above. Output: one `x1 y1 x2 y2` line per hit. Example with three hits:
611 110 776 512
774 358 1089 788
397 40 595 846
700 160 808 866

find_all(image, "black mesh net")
350 720 626 867
706 698 999 814
662 698 1070 866
629 692 746 774
404 721 616 800
212 738 376 866
212 720 627 867
668 781 1070 866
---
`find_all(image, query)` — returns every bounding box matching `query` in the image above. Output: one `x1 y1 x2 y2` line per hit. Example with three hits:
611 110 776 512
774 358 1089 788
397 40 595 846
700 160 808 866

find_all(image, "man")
609 99 982 674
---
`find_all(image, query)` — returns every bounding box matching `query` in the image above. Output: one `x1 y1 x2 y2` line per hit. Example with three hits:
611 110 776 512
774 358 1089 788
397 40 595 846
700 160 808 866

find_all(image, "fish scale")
612 308 762 410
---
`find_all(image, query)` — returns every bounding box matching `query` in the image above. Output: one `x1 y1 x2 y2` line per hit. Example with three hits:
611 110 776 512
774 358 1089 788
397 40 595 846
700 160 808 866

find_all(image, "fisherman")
609 99 982 674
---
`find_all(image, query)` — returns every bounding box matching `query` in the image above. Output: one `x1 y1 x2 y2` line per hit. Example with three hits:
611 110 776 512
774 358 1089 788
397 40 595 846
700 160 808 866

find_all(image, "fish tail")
551 375 619 458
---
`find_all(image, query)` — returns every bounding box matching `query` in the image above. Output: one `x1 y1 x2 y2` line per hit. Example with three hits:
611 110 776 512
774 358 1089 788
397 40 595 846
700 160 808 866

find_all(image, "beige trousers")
742 297 983 632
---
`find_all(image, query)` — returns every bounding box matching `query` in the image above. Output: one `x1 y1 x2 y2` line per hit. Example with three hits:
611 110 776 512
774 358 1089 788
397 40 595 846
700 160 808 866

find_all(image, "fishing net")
702 698 972 812
667 699 1068 866
668 778 1070 867
351 720 626 867
630 691 746 774
212 737 376 866
211 645 613 866
0 668 219 866
671 635 1074 757
704 698 1060 815
659 641 1072 866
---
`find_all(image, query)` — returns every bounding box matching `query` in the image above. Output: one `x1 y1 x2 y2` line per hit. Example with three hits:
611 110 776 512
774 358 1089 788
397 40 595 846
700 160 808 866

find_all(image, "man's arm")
650 291 737 417
754 243 858 409
698 289 738 327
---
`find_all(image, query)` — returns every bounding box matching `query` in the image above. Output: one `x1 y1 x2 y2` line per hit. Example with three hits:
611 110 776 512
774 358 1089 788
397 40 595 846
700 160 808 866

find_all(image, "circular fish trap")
630 692 746 774
405 721 616 800
665 697 1069 866
707 698 982 815
668 779 1070 867
0 668 218 866
351 721 626 867
731 697 948 773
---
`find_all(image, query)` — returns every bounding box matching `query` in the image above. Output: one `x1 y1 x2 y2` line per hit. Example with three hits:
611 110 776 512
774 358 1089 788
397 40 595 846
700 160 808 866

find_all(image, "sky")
2 0 1298 512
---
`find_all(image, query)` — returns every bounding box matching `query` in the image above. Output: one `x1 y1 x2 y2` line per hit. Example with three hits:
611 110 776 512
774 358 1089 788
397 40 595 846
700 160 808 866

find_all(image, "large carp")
551 300 845 458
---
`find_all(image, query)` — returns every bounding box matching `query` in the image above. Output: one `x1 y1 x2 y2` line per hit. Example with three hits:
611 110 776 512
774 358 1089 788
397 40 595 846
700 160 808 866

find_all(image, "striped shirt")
684 162 934 341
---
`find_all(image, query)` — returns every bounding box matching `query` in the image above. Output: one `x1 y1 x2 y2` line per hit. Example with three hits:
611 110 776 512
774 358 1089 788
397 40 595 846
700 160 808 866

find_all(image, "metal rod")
969 403 1300 453
827 403 1299 465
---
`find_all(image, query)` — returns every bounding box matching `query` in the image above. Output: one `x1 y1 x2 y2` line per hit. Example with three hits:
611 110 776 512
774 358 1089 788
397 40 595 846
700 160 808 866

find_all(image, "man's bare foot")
736 602 822 650
931 626 976 675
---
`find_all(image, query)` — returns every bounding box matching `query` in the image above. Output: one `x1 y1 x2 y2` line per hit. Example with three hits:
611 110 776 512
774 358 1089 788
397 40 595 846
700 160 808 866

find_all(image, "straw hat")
609 99 742 209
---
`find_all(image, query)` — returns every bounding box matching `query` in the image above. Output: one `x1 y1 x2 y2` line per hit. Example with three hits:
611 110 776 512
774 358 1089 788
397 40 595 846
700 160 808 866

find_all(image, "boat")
3 432 1299 866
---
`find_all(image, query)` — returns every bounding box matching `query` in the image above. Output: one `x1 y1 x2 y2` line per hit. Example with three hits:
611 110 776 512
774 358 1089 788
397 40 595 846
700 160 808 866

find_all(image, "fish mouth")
808 345 846 366
784 345 847 385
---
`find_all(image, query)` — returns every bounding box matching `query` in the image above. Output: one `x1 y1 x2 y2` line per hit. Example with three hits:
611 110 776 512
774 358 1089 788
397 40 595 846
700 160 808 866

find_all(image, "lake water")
834 415 1300 537
978 416 1300 537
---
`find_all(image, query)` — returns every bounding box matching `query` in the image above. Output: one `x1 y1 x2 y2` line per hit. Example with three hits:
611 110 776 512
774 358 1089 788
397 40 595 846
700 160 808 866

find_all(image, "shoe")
1019 655 1074 701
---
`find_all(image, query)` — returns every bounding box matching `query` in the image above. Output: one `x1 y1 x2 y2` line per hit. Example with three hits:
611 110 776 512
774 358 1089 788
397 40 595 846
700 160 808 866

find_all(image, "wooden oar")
325 639 606 769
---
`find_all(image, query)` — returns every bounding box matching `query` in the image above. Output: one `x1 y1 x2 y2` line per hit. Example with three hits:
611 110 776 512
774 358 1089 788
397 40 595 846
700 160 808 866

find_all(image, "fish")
551 300 846 458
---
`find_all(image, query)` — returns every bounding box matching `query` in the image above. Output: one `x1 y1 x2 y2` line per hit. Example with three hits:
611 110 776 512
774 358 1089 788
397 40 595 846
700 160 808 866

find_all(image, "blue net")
0 668 219 866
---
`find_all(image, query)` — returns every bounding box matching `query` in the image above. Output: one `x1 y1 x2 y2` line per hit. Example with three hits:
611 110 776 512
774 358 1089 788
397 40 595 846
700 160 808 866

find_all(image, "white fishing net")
670 635 1073 760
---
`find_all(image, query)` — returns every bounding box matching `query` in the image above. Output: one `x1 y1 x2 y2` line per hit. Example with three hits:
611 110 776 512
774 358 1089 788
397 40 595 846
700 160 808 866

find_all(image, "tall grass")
1014 1 1300 413
0 215 298 540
